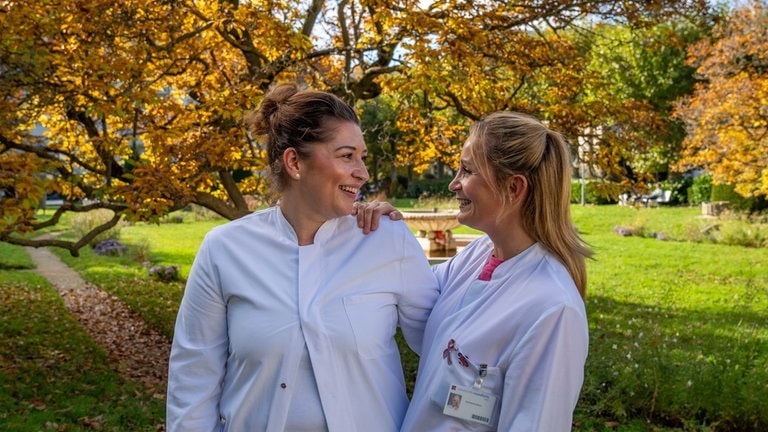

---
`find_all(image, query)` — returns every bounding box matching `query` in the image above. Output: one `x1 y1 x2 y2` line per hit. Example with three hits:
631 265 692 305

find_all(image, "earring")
295 173 300 179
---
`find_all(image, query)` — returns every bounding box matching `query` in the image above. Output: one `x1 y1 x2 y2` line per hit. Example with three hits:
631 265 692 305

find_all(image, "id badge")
442 383 498 426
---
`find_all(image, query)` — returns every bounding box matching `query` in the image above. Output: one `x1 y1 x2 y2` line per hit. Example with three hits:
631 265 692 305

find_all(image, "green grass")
0 242 35 270
0 271 165 431
571 205 768 431
2 205 767 431
118 219 225 278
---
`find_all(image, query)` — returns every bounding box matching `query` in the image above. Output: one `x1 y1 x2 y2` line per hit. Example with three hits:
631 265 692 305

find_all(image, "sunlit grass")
0 242 34 270
118 219 225 278
0 273 165 431
4 204 767 430
571 206 767 431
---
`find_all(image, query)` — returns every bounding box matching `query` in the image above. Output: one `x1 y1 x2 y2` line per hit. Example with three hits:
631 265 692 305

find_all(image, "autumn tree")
378 1 714 196
674 0 768 198
0 0 711 254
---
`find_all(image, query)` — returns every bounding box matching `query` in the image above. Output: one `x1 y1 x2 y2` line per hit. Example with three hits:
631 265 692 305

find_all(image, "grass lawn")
2 204 766 431
571 205 768 431
0 247 165 431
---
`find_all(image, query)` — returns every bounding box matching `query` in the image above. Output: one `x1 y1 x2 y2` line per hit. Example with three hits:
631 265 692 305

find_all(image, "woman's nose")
354 162 369 182
448 173 460 191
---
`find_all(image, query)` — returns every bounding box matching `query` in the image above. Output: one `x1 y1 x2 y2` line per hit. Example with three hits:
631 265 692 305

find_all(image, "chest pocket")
429 349 504 430
343 293 398 358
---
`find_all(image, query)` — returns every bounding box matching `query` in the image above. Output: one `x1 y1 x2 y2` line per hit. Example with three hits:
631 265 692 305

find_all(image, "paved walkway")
25 245 170 396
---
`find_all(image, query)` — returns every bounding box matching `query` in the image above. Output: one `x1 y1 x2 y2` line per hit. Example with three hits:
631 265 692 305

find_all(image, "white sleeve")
498 304 589 432
393 222 440 355
166 237 229 432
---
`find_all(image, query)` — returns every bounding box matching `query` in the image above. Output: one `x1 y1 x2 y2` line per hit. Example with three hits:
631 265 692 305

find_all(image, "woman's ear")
507 174 528 204
283 148 301 179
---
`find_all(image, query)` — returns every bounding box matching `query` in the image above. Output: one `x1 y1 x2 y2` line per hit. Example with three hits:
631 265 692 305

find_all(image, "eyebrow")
335 145 368 154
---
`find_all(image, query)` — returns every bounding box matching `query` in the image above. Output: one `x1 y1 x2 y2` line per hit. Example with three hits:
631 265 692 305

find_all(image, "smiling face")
448 138 504 234
295 120 369 221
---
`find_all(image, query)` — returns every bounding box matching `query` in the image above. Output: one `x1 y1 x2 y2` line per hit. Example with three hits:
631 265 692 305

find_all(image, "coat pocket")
429 347 503 429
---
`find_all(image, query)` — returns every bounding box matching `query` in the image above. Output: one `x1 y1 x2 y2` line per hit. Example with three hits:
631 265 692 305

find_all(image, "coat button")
280 383 287 389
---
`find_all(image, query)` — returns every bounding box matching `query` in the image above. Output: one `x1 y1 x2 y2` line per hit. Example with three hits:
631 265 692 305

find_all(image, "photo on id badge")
442 384 497 426
447 392 462 410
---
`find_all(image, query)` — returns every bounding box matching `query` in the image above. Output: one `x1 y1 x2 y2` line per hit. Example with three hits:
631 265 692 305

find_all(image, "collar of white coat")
271 205 345 246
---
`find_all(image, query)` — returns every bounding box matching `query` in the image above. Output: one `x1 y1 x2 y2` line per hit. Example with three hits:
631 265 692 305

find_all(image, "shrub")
710 220 768 248
711 183 748 210
414 193 457 210
388 178 407 198
148 264 180 282
611 211 768 249
688 173 712 206
710 183 768 213
92 239 127 256
162 214 184 224
131 238 152 263
69 209 124 246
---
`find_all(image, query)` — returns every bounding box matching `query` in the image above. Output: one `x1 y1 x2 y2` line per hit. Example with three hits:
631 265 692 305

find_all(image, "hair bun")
246 83 300 136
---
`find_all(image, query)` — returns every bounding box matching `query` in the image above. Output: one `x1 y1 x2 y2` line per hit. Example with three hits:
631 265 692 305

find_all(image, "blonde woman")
362 111 592 431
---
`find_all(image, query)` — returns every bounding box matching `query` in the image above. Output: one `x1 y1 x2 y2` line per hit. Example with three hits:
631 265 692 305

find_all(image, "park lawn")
570 205 768 430
6 204 768 430
0 248 165 431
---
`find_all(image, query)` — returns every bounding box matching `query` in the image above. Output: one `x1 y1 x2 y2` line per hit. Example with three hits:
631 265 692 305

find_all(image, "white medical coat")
166 206 439 431
401 237 588 431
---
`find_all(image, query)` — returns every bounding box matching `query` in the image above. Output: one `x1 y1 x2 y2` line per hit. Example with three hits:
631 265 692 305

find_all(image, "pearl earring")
295 173 300 179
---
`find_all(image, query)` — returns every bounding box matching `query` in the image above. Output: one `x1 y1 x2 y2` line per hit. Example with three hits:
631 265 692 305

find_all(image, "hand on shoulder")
353 201 402 234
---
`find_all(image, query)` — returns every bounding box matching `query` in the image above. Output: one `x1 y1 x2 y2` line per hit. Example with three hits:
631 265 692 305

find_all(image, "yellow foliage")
0 0 712 249
675 2 768 197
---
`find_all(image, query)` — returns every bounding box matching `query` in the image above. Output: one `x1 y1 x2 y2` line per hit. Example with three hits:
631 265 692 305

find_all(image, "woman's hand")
353 200 402 234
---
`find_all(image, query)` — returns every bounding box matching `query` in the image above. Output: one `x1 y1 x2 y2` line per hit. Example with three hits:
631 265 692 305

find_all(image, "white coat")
401 237 589 431
166 206 439 431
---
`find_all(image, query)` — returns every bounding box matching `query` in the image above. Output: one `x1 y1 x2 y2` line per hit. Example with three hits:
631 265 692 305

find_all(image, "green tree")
571 19 712 196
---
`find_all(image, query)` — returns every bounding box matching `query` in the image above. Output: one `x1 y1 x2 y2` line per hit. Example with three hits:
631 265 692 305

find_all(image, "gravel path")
25 245 170 397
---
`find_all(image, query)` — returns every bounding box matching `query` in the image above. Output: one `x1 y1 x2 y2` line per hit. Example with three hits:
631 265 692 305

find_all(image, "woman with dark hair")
166 83 438 431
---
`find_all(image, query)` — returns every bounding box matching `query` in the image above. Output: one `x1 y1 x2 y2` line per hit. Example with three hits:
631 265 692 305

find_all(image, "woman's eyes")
341 153 368 161
461 166 473 175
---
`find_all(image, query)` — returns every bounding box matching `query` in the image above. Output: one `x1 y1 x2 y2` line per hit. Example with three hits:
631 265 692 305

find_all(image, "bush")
69 209 124 246
708 217 768 248
162 214 184 224
131 238 152 263
147 264 180 282
414 194 457 210
610 212 768 249
710 183 768 213
187 204 224 221
688 173 712 206
92 239 127 256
